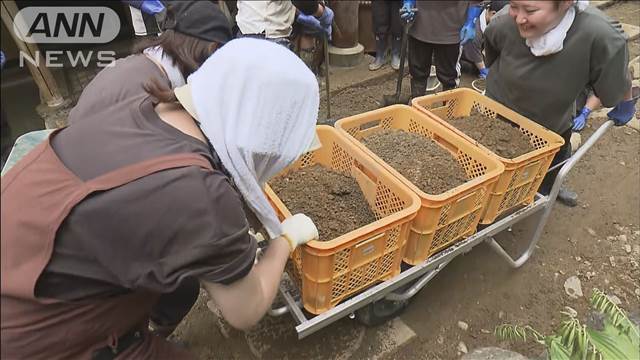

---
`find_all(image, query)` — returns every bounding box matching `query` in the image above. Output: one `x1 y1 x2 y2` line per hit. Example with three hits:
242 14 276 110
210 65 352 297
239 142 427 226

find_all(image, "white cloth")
479 8 488 33
236 0 296 38
525 0 589 57
188 38 319 238
143 46 185 89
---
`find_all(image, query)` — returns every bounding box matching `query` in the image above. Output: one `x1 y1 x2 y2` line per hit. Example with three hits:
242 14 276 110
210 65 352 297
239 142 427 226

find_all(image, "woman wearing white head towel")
483 0 637 207
1 38 320 359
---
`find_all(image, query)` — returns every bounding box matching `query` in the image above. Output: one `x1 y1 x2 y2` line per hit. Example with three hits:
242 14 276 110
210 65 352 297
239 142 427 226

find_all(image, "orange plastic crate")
264 126 420 314
412 88 565 223
335 105 504 265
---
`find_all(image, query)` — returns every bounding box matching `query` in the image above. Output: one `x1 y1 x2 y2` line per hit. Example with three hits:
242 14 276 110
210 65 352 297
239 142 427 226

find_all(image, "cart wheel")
355 298 409 326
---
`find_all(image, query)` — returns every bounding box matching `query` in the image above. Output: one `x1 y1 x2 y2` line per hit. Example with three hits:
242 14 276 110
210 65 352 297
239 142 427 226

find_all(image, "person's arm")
203 213 318 330
460 1 483 45
606 82 638 126
292 0 321 16
293 1 334 39
585 94 602 111
202 236 290 330
572 94 602 131
589 21 636 126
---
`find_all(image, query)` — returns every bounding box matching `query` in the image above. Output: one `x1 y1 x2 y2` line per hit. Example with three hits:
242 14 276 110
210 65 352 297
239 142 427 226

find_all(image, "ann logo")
27 12 104 38
14 7 120 44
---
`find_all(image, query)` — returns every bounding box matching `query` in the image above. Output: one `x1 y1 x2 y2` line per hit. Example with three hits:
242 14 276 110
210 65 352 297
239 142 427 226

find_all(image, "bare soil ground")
173 3 640 359
269 165 375 241
447 113 535 159
362 129 468 194
604 1 640 26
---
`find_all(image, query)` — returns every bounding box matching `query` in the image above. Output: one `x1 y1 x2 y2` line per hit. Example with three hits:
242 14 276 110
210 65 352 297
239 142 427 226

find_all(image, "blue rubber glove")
123 1 165 15
0 51 5 70
607 94 639 126
571 106 591 131
478 67 489 79
317 5 334 40
400 0 416 23
460 5 482 45
296 13 323 34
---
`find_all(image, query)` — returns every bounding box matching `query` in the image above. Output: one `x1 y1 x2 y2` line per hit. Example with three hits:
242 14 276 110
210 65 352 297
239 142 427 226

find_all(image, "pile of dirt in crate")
362 129 468 194
270 165 376 241
447 112 535 159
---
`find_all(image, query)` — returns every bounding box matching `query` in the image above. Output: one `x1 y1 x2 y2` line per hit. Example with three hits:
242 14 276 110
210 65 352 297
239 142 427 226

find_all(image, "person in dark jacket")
460 0 508 79
400 0 483 97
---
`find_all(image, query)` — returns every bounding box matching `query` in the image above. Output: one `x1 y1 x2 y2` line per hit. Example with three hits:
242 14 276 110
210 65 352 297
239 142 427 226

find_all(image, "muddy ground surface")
362 129 468 194
447 113 535 159
173 3 640 359
270 165 375 241
604 1 640 27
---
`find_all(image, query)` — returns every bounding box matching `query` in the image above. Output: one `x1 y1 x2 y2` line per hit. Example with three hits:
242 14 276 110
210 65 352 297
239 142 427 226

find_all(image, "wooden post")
1 1 65 108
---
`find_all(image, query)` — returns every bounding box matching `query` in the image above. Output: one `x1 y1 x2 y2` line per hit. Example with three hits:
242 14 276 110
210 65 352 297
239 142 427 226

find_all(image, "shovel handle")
394 24 409 102
323 35 331 118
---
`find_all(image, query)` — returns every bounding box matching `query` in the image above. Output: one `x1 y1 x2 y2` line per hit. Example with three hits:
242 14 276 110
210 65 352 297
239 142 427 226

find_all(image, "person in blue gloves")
401 0 482 97
236 0 333 50
293 1 334 72
460 0 508 79
484 0 638 207
124 0 166 36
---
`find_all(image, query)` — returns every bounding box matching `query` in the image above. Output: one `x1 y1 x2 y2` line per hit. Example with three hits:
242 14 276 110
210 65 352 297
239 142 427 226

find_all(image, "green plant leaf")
590 289 640 340
586 320 639 360
547 336 572 360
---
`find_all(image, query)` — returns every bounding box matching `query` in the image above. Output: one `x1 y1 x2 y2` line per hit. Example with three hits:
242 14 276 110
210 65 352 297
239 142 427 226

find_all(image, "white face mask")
524 0 589 57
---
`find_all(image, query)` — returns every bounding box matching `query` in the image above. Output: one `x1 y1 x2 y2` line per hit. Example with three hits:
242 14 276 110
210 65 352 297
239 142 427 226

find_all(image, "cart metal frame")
268 120 614 339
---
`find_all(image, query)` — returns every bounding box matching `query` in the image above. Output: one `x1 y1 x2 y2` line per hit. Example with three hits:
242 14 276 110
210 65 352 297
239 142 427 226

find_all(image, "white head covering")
177 38 320 238
525 0 589 56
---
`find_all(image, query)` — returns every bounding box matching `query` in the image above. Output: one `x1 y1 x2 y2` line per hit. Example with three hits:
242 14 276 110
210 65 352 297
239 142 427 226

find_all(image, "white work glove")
281 213 319 251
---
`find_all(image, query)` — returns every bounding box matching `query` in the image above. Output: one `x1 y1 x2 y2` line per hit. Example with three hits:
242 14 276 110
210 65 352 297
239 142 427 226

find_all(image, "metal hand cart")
267 120 614 339
0 121 615 339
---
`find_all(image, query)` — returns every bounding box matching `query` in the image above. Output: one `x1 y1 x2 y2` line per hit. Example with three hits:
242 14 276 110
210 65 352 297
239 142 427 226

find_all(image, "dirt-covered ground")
173 2 640 359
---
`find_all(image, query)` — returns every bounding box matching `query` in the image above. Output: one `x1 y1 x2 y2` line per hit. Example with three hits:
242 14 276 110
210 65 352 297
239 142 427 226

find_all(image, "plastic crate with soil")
446 111 535 159
270 165 376 241
361 129 468 194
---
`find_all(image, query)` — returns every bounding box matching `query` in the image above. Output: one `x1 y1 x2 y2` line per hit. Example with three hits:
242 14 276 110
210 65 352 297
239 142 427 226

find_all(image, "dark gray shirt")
38 55 257 300
409 1 469 44
484 6 631 134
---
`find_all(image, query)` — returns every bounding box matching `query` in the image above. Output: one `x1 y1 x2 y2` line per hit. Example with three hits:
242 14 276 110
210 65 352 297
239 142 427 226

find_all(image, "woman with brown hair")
2 26 321 360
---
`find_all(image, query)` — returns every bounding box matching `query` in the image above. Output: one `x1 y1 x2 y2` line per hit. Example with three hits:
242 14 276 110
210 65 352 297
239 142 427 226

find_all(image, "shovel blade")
381 94 411 107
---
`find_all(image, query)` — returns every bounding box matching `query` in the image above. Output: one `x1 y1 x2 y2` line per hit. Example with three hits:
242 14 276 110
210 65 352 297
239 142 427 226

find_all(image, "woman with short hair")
484 0 637 206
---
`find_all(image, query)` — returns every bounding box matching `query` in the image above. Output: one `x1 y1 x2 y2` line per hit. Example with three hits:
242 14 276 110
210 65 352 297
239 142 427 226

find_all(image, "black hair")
489 0 509 12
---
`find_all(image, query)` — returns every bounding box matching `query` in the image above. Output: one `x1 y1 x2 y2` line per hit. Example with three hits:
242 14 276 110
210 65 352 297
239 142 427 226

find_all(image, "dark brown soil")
447 112 535 159
269 165 376 241
362 129 468 194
